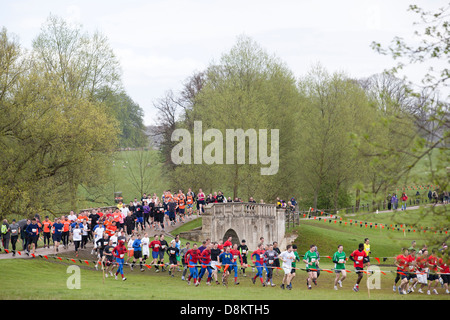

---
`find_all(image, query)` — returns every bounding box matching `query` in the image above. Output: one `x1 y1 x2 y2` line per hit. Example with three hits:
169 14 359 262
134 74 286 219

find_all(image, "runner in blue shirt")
131 234 144 271
219 246 234 286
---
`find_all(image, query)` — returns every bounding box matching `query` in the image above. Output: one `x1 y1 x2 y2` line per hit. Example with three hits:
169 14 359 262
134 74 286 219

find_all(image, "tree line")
154 21 448 212
0 15 147 217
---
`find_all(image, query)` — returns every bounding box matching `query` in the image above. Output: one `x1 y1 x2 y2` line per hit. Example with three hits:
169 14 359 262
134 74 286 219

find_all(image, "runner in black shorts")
273 241 281 275
103 240 115 277
131 233 144 272
155 206 165 231
238 239 248 277
167 240 180 277
95 234 109 271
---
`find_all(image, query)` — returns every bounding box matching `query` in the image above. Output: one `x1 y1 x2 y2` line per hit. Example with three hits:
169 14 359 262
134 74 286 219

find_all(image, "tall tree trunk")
355 188 360 212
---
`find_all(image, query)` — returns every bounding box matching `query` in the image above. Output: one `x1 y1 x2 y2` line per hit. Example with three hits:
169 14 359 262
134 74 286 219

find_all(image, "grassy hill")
77 149 170 210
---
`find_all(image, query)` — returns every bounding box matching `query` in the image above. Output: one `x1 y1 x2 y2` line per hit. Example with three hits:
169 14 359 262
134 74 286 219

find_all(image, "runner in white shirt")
81 221 89 249
110 232 118 247
127 235 135 259
93 223 104 250
279 245 296 290
72 224 82 257
121 205 130 218
68 211 77 222
141 233 150 261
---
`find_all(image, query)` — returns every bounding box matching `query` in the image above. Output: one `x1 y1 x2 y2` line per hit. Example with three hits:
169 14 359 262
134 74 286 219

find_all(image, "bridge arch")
223 228 240 246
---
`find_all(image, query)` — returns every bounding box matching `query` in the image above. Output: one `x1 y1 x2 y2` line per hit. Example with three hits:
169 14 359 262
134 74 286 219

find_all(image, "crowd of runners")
0 189 449 294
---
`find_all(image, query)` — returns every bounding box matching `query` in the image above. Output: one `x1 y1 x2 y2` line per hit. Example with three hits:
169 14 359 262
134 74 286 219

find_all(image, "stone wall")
180 202 285 250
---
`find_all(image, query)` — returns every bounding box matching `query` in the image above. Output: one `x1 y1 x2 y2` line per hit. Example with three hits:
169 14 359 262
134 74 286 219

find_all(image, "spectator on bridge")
216 191 225 203
290 198 297 210
206 194 215 204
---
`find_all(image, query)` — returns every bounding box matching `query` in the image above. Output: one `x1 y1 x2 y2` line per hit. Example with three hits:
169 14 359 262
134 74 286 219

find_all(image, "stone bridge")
179 202 286 250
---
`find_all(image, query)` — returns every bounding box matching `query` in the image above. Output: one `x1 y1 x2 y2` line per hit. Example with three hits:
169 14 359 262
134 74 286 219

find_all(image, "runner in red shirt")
406 249 418 293
223 236 233 248
217 240 224 253
230 244 244 285
251 243 266 286
394 248 409 294
349 243 367 292
112 240 127 281
427 250 440 295
149 235 161 272
198 244 213 285
415 250 429 293
185 244 201 286
438 255 450 294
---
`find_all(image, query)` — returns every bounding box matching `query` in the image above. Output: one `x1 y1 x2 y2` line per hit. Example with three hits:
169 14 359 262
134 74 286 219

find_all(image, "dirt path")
0 214 200 260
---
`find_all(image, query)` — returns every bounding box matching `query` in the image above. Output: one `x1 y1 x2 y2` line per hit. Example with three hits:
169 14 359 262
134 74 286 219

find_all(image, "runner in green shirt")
332 245 347 290
303 244 319 290
288 244 301 289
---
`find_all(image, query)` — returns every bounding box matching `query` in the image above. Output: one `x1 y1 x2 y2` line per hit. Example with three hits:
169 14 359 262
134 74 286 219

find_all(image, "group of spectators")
387 189 449 211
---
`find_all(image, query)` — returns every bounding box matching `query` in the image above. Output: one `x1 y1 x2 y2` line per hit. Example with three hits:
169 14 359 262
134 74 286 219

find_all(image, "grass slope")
1 259 448 300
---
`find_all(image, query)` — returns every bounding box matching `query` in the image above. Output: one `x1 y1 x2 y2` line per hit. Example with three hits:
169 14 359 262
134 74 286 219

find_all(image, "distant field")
293 207 448 256
77 149 170 210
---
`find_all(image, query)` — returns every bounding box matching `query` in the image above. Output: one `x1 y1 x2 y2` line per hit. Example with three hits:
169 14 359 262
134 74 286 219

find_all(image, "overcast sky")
1 0 445 125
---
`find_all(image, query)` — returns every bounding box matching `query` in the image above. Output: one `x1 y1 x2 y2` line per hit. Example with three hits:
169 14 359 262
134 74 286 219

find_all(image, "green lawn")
1 206 449 300
292 207 448 258
0 258 448 300
77 149 170 210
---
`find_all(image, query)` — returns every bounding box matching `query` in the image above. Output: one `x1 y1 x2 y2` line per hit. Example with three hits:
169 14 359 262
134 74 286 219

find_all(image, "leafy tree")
370 3 449 245
95 87 147 148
